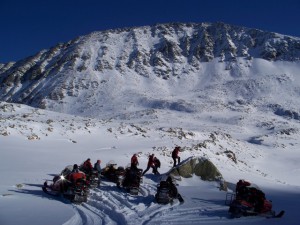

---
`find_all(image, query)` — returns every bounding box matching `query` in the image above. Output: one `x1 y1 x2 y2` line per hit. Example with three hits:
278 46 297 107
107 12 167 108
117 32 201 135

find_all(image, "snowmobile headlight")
60 175 65 181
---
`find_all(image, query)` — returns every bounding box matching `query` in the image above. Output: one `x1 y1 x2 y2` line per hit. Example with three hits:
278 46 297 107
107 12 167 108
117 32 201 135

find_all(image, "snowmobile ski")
273 210 285 218
42 186 60 197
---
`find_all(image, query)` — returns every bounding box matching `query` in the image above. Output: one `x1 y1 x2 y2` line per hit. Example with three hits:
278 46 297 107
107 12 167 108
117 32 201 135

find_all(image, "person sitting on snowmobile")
93 160 102 186
142 154 158 175
82 158 93 174
172 146 181 167
236 179 251 199
166 176 183 202
72 164 80 173
68 164 86 186
156 176 184 203
94 160 102 173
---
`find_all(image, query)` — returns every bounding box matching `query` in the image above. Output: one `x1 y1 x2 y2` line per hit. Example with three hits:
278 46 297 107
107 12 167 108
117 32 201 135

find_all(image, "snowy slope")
1 99 300 225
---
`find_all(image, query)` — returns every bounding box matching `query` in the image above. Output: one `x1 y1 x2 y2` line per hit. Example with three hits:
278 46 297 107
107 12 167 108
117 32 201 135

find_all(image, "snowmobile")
61 163 100 188
86 169 100 188
229 197 284 218
155 181 173 204
119 166 143 195
101 161 126 184
42 175 89 203
155 177 184 204
228 182 284 218
42 166 89 203
79 165 100 188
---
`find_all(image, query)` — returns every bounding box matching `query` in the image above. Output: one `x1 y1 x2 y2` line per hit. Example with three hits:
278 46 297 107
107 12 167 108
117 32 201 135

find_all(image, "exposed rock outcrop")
169 157 221 180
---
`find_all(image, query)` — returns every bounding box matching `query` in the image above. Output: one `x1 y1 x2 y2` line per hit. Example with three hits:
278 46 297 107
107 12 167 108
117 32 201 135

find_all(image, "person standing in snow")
131 154 139 170
142 154 158 175
172 146 181 167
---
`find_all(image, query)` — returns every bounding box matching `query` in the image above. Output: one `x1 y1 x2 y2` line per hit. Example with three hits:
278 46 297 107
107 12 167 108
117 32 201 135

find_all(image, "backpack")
154 158 161 168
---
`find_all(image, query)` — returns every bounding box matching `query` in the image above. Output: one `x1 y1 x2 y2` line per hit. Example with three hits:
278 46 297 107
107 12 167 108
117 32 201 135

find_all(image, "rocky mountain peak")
0 22 300 117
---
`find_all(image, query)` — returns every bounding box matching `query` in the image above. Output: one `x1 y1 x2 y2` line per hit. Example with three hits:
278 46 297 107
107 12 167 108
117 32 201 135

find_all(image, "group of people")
62 158 102 187
131 153 160 175
80 158 102 174
48 146 182 202
140 154 161 175
66 145 182 185
131 146 182 176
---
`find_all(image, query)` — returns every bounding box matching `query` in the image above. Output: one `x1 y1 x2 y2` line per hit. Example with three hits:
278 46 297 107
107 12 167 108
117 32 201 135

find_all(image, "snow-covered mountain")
1 22 300 120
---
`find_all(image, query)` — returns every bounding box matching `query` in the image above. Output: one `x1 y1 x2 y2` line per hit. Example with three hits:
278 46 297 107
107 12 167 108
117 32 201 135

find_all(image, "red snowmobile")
227 180 284 218
42 166 89 203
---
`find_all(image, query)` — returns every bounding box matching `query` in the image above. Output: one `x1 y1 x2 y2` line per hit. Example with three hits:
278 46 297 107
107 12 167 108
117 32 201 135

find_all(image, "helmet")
73 164 78 169
97 160 101 163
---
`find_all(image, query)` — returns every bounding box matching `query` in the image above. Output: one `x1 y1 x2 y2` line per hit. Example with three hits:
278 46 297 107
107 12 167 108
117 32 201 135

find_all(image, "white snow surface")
1 58 300 224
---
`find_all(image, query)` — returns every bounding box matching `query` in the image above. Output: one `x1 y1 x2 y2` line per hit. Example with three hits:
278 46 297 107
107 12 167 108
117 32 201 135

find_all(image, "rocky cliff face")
0 22 300 117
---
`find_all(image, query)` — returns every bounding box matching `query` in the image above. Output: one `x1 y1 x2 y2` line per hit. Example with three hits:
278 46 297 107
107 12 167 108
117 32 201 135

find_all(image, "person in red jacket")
131 154 139 170
82 158 93 174
235 179 251 198
172 146 181 167
69 170 86 185
142 154 158 175
67 164 86 186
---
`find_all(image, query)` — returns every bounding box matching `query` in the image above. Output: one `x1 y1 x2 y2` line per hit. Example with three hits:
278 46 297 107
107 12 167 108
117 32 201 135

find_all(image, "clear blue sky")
1 0 299 63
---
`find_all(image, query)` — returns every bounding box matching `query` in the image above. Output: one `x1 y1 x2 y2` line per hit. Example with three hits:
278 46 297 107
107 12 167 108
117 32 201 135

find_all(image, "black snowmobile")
119 166 143 195
155 176 184 204
79 165 100 188
87 169 100 188
101 161 127 185
42 166 89 203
